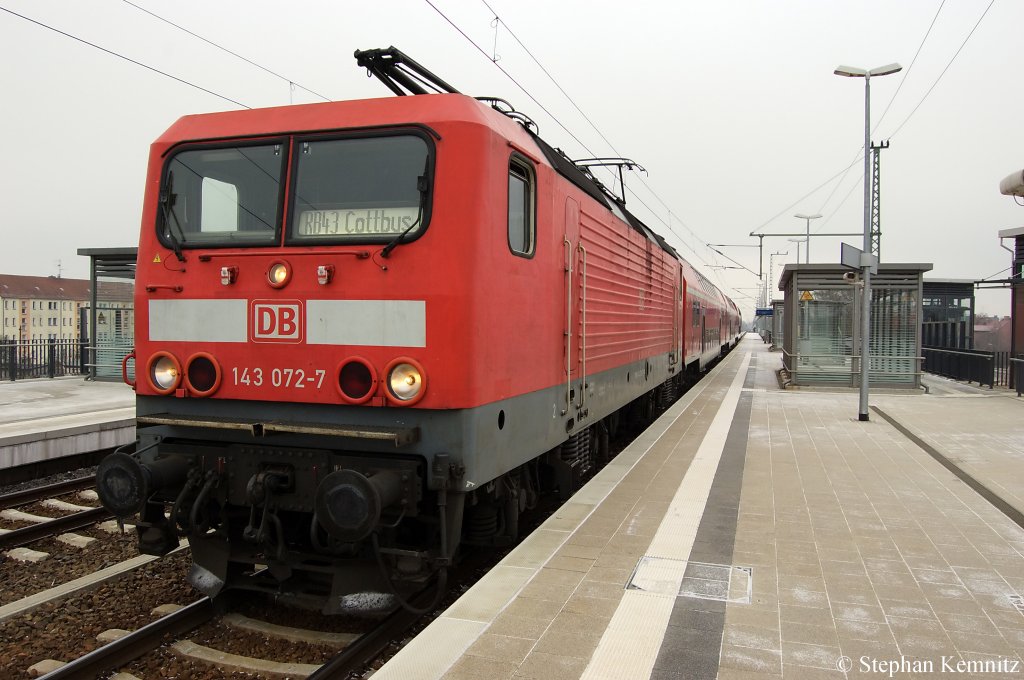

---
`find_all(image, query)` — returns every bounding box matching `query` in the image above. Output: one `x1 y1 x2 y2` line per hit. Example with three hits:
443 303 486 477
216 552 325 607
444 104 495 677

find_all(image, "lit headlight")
385 358 426 405
268 261 291 288
147 352 182 394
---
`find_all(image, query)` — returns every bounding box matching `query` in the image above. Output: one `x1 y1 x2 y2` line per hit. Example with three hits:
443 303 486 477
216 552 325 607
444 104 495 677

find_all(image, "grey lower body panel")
136 353 681 491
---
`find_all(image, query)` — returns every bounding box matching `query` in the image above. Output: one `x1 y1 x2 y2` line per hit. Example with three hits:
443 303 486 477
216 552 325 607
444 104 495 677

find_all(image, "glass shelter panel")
795 290 855 385
869 288 919 384
771 301 785 350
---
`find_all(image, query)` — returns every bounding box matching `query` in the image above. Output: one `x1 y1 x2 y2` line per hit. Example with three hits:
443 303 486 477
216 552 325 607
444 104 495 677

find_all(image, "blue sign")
755 308 773 317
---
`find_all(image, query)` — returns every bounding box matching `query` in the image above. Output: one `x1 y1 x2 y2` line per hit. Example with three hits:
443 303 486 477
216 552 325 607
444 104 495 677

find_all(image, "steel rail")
307 583 444 679
39 597 217 680
0 506 110 550
0 476 95 510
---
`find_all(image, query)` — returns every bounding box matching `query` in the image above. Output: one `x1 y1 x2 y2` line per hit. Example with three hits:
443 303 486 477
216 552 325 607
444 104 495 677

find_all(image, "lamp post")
794 213 822 263
769 251 788 295
788 238 805 265
834 63 902 422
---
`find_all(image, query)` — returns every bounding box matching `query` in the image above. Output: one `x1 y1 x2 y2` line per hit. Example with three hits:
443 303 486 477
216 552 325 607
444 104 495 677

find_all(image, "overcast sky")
1 0 1021 316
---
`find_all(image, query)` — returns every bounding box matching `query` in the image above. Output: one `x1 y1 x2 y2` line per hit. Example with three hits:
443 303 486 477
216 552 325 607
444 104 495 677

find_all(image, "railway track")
4 388 692 678
39 597 218 679
0 475 113 551
0 475 95 509
32 580 447 679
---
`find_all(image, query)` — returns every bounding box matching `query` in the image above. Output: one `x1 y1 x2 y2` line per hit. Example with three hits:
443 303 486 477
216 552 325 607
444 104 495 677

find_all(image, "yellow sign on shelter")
799 290 814 301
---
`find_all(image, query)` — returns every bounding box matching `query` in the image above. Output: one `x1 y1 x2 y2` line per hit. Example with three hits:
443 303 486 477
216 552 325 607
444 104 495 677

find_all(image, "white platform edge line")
580 350 751 680
375 343 752 680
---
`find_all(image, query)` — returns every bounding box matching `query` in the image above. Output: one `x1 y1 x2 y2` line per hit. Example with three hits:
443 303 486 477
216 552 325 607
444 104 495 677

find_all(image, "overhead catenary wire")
423 0 599 163
120 0 332 103
778 0 992 240
813 0 945 222
751 157 865 235
814 0 992 235
447 0 745 295
480 0 621 160
0 4 250 109
885 0 995 140
477 0 734 279
440 6 733 291
872 0 946 134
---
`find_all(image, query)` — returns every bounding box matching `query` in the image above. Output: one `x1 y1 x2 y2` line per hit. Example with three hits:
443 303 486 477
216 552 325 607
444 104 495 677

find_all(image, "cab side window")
508 157 535 257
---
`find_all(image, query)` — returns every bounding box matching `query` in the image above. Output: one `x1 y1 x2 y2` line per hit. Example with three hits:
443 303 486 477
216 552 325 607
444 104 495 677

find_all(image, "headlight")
337 357 377 404
185 352 221 397
268 260 291 288
147 352 182 394
384 358 426 406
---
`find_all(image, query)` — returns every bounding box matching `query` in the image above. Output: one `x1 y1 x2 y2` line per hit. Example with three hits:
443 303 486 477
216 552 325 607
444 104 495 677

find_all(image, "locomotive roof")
155 93 514 149
154 92 681 263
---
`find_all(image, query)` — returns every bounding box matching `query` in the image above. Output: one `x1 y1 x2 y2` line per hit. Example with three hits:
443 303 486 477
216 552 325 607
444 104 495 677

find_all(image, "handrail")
562 237 572 416
922 346 997 389
578 243 587 410
923 347 994 360
782 349 924 361
1013 357 1024 397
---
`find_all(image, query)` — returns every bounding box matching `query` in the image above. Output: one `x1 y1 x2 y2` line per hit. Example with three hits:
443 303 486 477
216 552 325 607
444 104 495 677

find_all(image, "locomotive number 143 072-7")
231 366 326 389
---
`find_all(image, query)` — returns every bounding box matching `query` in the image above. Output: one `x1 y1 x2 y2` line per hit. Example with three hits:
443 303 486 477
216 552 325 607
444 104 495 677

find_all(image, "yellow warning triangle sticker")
153 253 162 263
799 290 814 301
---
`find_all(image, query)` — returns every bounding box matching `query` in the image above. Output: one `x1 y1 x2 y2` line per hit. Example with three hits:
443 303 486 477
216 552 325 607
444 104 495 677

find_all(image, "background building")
0 274 133 344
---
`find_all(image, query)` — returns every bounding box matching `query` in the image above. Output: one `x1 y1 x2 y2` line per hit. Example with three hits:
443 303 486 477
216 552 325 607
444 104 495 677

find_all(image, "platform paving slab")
0 375 135 468
375 339 1024 679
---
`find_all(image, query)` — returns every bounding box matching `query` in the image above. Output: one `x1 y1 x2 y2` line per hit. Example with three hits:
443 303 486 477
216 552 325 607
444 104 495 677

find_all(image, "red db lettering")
250 301 303 343
258 307 277 335
278 307 296 336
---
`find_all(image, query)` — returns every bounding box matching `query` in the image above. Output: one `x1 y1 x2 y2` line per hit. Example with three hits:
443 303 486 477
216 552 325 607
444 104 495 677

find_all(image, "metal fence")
1 339 88 381
1012 358 1024 397
922 347 1023 390
922 347 996 388
993 351 1014 388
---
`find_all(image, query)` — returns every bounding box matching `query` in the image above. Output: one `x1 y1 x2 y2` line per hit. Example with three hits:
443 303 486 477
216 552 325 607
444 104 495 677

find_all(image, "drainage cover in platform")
626 556 752 604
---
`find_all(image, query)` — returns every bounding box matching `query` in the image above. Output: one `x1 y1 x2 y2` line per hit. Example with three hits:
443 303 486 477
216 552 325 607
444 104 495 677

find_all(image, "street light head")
834 65 867 77
869 63 902 77
794 213 823 220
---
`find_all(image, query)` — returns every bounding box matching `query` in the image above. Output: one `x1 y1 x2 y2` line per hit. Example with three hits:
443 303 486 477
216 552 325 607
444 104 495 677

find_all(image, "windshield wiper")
381 161 430 259
159 172 187 262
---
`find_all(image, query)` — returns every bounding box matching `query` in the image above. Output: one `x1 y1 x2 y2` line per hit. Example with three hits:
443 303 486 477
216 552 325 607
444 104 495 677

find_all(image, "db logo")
250 300 303 343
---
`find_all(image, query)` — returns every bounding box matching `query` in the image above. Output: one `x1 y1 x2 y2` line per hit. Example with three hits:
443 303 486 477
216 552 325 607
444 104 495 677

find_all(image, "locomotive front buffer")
94 429 452 610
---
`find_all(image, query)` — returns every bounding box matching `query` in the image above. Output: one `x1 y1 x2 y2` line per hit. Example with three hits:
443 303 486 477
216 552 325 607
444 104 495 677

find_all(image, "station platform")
0 377 135 471
376 336 1024 679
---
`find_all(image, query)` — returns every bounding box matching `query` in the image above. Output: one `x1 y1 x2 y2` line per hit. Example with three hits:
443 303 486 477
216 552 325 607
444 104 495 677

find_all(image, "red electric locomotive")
97 48 740 612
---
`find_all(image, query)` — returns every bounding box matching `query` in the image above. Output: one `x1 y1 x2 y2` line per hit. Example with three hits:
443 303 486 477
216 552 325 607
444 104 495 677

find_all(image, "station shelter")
778 263 931 389
999 227 1024 365
921 279 975 350
77 248 137 381
770 299 784 351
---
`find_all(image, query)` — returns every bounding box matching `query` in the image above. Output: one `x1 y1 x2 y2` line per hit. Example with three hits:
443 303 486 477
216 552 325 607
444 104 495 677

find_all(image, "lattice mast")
869 141 889 258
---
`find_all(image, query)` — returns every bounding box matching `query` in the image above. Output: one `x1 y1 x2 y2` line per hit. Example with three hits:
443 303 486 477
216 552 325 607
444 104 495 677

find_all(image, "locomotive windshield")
156 133 432 249
159 143 285 248
289 134 431 243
